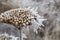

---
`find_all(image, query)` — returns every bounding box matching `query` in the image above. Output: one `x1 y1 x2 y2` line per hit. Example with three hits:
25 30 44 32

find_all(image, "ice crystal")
21 32 27 40
0 33 19 40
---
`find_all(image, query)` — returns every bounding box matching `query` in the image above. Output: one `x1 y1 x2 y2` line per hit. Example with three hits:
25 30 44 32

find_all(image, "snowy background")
0 0 60 40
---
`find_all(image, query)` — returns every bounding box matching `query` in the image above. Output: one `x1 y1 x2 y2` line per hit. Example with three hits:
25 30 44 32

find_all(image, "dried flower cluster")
0 33 19 40
0 7 46 33
0 8 37 28
0 8 35 27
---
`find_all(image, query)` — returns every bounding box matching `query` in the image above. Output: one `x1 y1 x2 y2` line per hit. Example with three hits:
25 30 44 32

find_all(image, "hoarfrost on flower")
0 7 46 34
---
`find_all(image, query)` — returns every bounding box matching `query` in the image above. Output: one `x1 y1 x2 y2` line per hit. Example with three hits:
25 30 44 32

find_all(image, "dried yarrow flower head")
0 7 46 33
0 33 19 40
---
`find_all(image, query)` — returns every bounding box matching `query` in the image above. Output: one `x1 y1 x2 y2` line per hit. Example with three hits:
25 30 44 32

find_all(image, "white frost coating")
31 19 46 34
0 33 19 40
28 7 46 34
26 7 46 34
21 32 27 40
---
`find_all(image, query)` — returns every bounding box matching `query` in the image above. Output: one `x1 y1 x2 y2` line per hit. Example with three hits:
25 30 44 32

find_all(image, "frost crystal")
0 33 19 40
21 32 27 40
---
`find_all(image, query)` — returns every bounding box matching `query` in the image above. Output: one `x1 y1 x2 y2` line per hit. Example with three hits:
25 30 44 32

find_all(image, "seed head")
0 7 46 33
0 7 37 28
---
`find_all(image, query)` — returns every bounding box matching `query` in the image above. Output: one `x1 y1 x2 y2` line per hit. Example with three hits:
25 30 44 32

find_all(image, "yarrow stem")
20 27 22 40
16 26 22 40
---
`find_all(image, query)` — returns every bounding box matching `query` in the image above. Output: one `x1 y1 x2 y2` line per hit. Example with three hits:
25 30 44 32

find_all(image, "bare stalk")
20 28 21 40
16 27 22 40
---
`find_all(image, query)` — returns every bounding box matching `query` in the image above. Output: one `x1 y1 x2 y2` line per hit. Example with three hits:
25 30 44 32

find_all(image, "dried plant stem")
20 28 21 40
16 26 22 40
